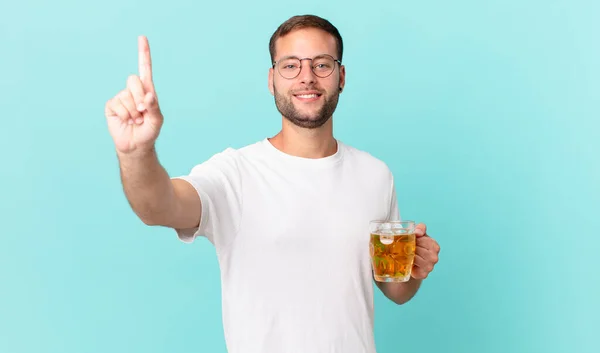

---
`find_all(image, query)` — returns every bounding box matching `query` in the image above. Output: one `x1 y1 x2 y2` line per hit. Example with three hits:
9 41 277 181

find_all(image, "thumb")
415 223 427 237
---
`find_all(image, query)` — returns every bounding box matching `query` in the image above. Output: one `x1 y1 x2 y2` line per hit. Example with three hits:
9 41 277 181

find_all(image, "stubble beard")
274 86 340 129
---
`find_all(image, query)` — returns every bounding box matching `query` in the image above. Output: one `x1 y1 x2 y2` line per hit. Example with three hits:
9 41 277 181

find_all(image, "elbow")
384 293 410 305
136 211 167 226
140 217 160 226
383 288 418 305
391 296 412 305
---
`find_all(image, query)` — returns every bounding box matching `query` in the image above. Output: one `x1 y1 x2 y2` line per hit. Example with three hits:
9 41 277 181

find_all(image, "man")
105 14 440 353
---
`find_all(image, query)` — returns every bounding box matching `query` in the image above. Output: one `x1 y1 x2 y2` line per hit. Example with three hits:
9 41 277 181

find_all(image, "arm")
375 278 423 305
375 223 440 305
106 36 202 231
377 176 422 304
118 147 201 229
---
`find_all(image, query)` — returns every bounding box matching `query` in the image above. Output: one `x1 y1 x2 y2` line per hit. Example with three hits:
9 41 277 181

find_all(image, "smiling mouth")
293 92 322 102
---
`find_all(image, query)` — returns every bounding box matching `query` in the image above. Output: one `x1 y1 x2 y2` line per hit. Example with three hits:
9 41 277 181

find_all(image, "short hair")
269 14 344 64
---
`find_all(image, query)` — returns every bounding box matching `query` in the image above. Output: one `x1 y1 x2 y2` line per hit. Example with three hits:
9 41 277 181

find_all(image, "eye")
313 57 334 71
278 59 300 71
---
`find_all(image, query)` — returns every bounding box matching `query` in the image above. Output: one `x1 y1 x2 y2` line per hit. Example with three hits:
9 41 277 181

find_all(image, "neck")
269 117 337 159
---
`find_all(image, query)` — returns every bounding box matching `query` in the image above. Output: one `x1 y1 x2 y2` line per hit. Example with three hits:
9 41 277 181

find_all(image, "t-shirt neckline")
261 137 344 168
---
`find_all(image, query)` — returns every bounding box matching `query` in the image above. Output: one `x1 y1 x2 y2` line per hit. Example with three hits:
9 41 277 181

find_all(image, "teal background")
1 0 598 352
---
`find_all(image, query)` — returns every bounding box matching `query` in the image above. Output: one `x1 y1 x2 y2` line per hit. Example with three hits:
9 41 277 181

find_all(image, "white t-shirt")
173 138 400 353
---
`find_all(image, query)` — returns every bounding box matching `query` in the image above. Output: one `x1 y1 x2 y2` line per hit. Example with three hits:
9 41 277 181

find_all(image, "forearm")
377 278 423 305
117 147 176 225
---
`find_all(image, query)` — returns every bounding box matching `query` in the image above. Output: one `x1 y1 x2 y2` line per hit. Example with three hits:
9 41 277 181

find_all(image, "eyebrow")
276 54 332 61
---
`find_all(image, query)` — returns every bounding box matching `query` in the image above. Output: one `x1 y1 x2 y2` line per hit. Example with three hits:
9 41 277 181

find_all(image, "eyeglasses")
272 54 341 79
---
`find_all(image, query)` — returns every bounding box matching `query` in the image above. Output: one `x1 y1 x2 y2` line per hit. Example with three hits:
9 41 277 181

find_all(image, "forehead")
274 28 337 60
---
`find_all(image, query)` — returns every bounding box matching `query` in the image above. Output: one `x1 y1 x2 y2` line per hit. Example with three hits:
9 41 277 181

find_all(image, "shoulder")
200 139 265 161
186 139 266 172
340 141 393 177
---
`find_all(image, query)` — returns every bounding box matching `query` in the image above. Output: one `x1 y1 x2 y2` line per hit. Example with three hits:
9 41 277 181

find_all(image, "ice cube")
377 226 394 245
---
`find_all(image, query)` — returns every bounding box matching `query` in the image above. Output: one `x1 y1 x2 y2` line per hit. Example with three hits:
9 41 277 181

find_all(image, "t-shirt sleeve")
387 174 401 222
171 148 243 250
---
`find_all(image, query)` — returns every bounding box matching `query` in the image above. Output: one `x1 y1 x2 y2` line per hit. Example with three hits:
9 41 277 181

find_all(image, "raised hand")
105 36 164 155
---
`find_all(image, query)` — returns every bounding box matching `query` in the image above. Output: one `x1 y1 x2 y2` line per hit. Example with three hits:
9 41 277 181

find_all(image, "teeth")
297 94 318 98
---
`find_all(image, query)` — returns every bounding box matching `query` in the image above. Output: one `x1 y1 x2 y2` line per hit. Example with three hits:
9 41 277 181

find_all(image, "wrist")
116 145 157 166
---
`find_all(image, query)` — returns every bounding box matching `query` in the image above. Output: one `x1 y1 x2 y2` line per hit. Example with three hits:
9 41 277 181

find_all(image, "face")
269 28 345 129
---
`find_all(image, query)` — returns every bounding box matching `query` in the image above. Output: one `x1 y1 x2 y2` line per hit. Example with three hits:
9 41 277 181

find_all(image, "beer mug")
369 220 416 282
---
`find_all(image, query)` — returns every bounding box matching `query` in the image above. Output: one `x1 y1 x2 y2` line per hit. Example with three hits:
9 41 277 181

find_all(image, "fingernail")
135 118 143 124
137 104 145 111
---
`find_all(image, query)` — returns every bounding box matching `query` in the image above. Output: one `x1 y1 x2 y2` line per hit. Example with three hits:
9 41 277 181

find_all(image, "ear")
268 67 275 96
338 64 346 93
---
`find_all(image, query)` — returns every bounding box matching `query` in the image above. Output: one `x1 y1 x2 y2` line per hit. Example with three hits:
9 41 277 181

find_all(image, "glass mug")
369 220 416 282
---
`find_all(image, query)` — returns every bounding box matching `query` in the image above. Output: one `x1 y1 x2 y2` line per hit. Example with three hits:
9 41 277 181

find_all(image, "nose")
297 59 317 85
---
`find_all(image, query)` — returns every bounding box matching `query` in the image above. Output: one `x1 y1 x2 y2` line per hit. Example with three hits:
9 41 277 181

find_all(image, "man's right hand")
105 36 164 155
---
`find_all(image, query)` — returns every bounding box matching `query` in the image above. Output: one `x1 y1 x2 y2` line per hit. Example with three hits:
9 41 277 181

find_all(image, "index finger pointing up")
138 35 153 91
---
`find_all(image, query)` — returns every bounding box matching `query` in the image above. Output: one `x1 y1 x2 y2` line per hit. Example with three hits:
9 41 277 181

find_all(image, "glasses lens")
276 55 337 79
277 57 301 79
312 55 335 78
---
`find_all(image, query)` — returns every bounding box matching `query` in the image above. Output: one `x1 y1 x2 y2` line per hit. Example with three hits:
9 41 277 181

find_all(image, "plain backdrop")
1 0 598 352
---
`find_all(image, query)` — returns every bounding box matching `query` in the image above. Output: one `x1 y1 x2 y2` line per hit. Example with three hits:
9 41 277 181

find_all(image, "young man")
105 14 440 353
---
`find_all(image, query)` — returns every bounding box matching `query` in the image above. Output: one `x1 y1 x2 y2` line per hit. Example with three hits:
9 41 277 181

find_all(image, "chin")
285 114 331 129
274 89 337 129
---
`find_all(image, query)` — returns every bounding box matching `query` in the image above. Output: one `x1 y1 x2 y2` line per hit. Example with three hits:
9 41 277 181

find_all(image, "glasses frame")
272 54 342 80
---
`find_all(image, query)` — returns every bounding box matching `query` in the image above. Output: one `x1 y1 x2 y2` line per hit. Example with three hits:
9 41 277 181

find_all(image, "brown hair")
269 15 344 64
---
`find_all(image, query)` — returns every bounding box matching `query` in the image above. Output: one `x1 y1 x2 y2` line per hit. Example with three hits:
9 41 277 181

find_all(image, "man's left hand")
411 223 440 280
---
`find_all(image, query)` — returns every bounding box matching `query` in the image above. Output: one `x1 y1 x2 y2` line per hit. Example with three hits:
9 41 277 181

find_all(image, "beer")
369 229 416 282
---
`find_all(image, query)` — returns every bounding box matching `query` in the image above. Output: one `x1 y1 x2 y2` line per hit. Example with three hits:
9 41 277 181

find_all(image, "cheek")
273 79 289 95
323 78 340 92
